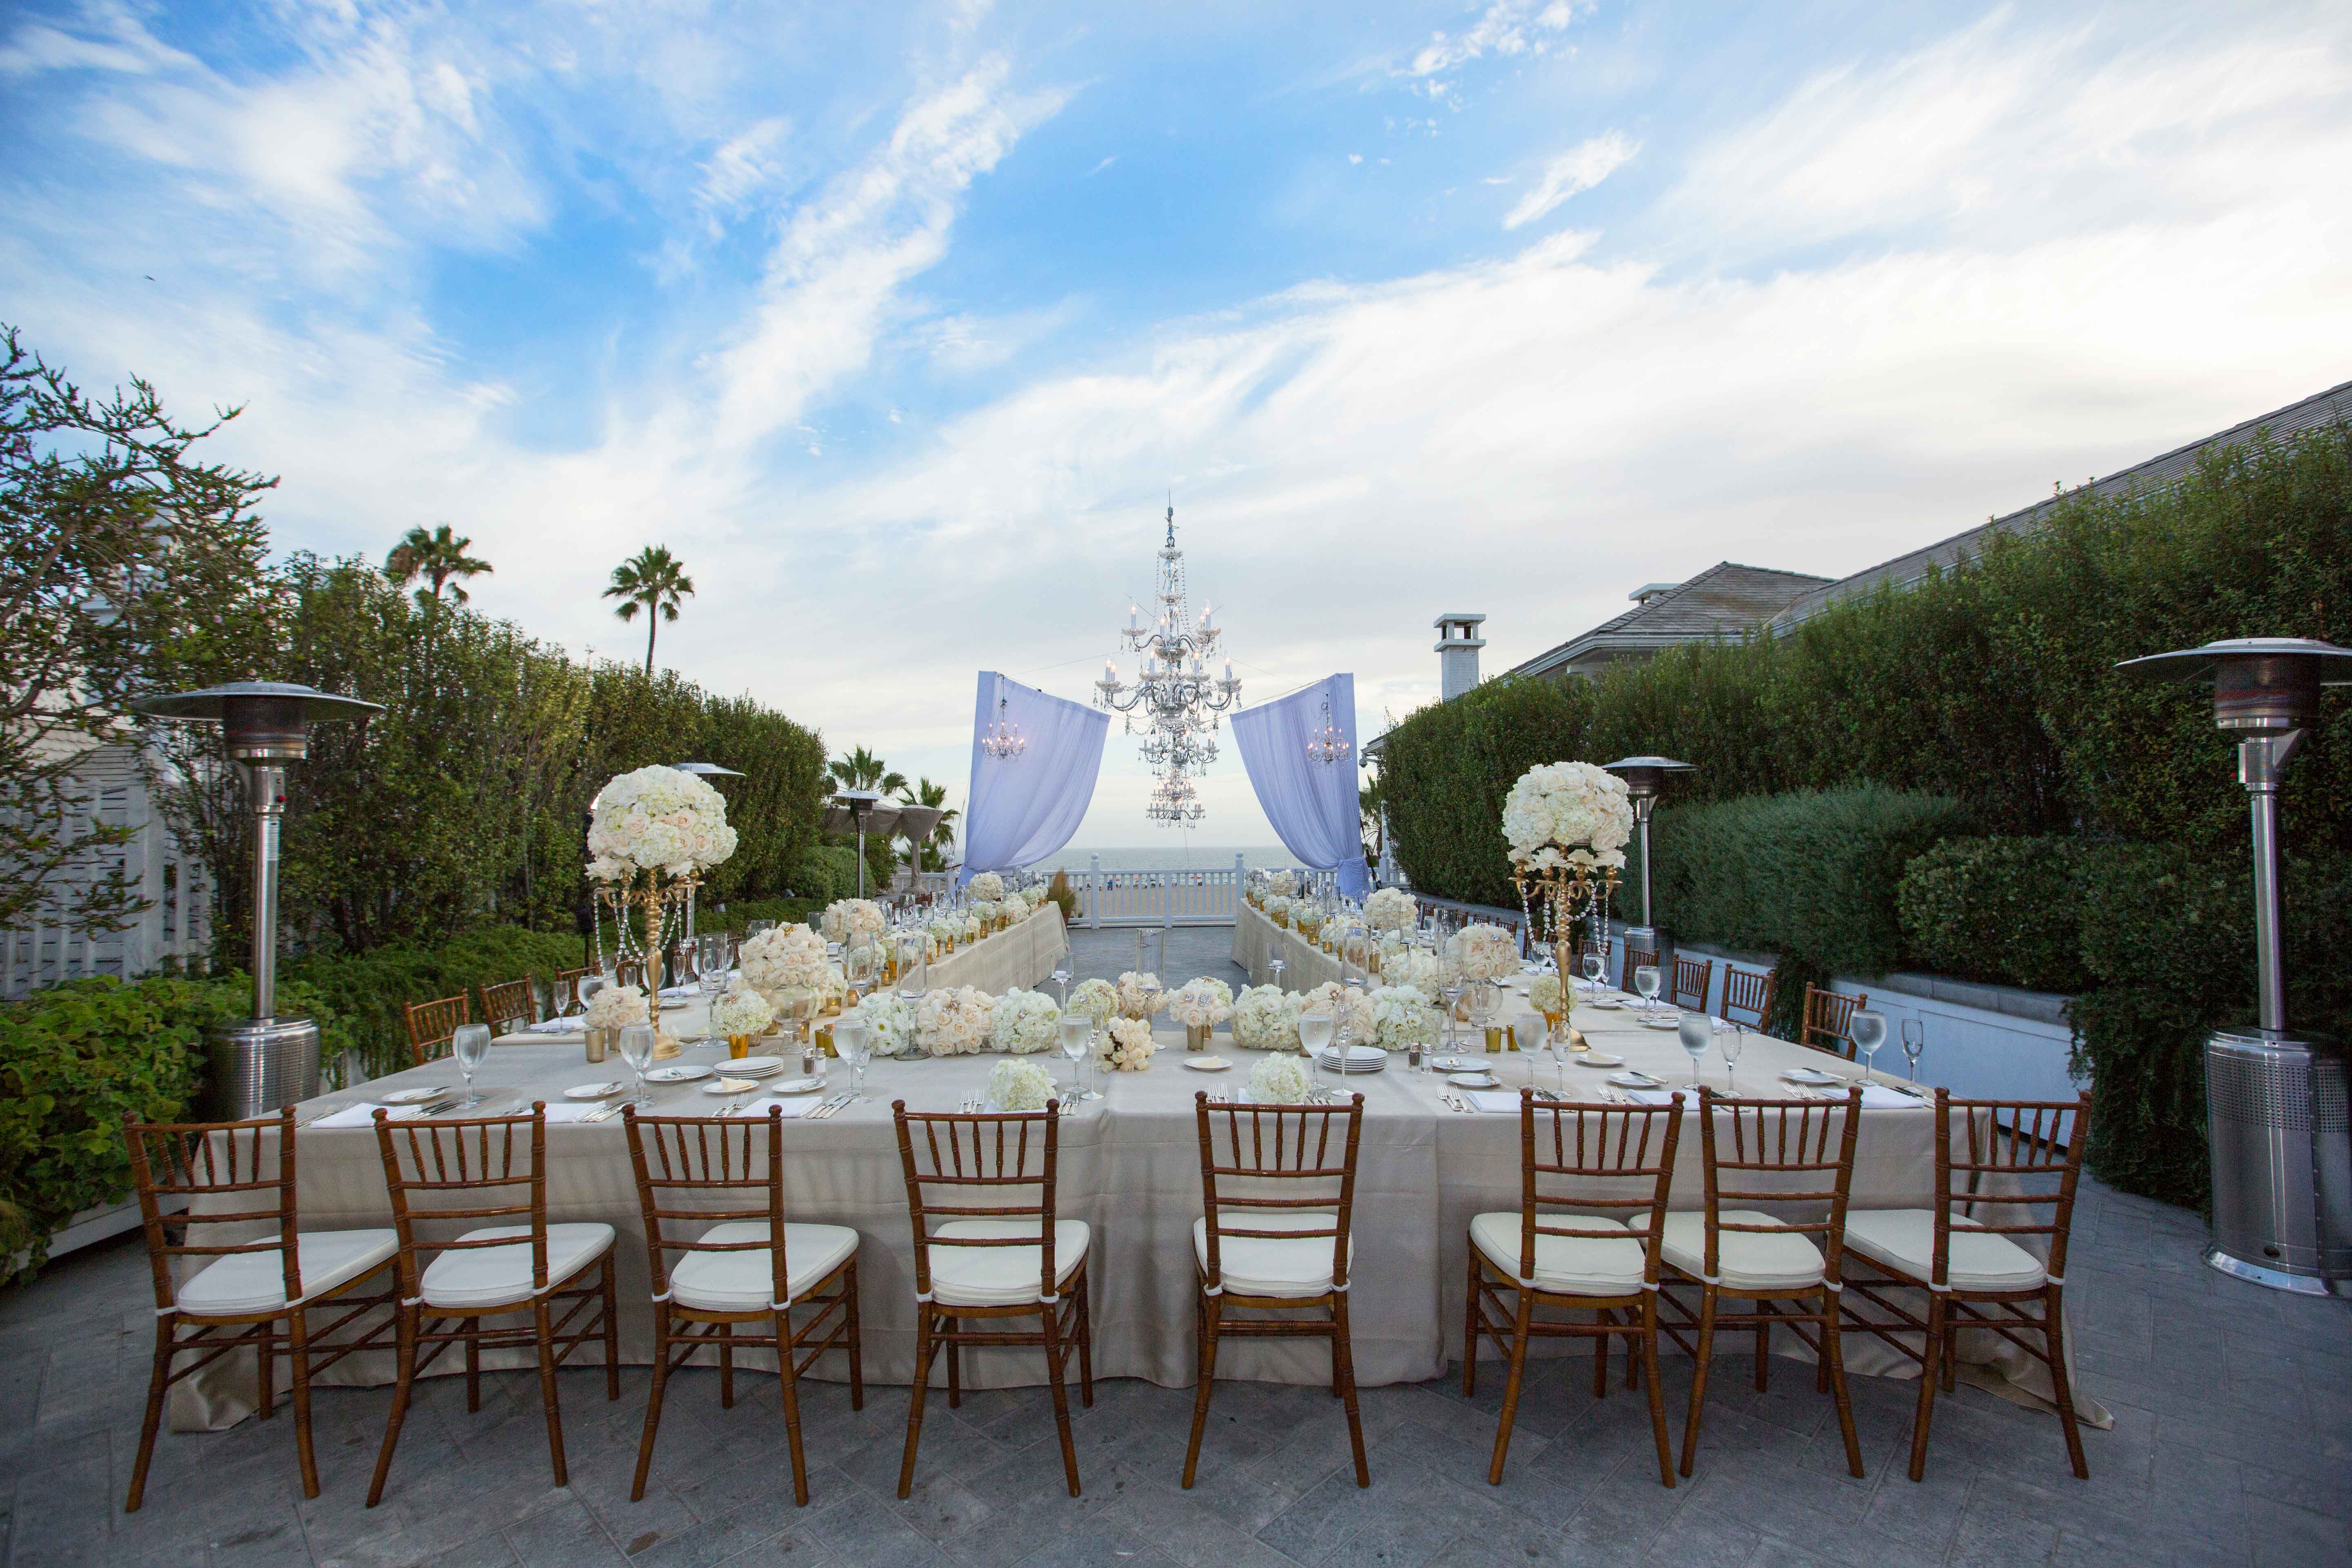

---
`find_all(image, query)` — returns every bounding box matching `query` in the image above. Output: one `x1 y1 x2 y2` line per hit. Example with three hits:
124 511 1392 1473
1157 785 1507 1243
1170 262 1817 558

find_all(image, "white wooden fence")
1056 855 1334 928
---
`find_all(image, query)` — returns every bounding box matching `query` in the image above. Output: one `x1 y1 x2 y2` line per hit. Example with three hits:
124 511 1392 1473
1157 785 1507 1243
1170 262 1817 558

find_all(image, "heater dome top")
1602 755 1696 773
2116 637 2352 686
132 681 385 724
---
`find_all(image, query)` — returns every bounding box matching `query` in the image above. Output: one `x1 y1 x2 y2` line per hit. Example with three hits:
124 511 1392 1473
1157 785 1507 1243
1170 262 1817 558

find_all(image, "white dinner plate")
381 1085 449 1105
768 1075 826 1095
1640 1016 1682 1030
659 999 690 1011
704 1077 763 1096
644 1064 712 1084
730 1056 786 1076
1183 1056 1230 1071
565 1082 626 1100
1607 1071 1662 1088
1587 997 1625 1010
1448 1071 1499 1089
1781 1067 1843 1086
1575 1052 1625 1068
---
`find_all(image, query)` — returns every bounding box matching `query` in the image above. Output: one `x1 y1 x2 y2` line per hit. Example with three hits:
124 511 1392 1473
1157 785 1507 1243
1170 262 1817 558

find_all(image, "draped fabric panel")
1230 672 1370 899
957 671 1108 886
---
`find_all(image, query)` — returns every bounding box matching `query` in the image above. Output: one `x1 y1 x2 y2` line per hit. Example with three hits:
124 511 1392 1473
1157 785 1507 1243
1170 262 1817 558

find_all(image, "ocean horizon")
1027 845 1296 873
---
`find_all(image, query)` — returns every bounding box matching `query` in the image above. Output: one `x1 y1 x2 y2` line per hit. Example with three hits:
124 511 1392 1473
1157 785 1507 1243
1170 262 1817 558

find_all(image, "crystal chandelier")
1305 693 1351 766
978 694 1027 761
1098 505 1242 825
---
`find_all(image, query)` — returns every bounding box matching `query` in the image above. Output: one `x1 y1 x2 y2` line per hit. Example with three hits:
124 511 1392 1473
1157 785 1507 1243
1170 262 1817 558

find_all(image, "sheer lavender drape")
957 671 1109 887
1230 673 1370 899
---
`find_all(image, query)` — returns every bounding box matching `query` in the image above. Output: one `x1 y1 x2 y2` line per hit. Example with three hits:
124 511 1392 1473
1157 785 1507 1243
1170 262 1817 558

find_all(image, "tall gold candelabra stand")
1512 862 1619 980
592 869 699 985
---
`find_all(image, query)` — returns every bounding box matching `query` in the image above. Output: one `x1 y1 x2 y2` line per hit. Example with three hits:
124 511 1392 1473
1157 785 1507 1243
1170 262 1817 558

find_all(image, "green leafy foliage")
281 926 585 1082
1896 837 2092 994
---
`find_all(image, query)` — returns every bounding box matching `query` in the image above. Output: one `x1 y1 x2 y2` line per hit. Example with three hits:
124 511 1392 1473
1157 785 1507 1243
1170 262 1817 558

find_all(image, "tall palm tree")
829 746 906 795
604 546 695 674
384 524 492 606
896 777 960 871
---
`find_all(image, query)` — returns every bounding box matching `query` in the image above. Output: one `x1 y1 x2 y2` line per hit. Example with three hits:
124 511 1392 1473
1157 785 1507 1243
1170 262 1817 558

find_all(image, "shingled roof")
1505 562 1833 682
1770 376 2352 628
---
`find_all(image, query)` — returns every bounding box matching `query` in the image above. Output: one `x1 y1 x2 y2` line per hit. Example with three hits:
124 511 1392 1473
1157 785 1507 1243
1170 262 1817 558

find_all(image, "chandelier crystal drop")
979 695 1027 761
1305 694 1351 767
1097 505 1242 825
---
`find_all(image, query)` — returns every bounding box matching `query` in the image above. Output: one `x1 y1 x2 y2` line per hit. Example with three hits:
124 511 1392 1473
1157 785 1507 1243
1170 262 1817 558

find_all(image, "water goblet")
1634 964 1662 1020
1901 1018 1926 1084
617 1023 657 1107
1851 1010 1888 1084
1059 1014 1096 1101
1719 1021 1747 1094
1580 947 1605 1000
835 1018 872 1101
549 976 576 1024
452 1022 491 1109
1298 1011 1337 1100
1675 1011 1712 1093
577 972 608 1014
747 919 775 939
1468 982 1499 1054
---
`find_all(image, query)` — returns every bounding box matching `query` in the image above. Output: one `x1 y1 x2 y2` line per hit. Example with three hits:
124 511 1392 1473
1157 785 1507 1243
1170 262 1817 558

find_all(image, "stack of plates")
723 1056 788 1079
1314 1044 1387 1074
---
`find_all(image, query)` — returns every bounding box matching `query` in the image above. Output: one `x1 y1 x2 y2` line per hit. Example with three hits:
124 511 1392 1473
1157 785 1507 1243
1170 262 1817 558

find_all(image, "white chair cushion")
666 1221 860 1312
1193 1210 1353 1298
1657 1210 1825 1292
1843 1209 2047 1292
176 1229 398 1317
1468 1211 1646 1298
419 1222 615 1311
925 1219 1089 1307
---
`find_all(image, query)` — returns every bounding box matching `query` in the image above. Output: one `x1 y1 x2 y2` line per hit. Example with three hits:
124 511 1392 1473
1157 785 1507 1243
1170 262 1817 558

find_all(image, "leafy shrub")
0 973 349 1280
709 897 821 937
1046 871 1078 926
283 926 584 1080
1897 837 2091 993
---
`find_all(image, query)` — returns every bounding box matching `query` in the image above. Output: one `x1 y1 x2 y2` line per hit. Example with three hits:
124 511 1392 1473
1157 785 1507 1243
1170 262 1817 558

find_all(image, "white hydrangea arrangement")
991 989 1061 1054
926 915 962 949
740 924 828 991
1002 889 1032 919
1100 1016 1156 1071
916 987 995 1056
1265 894 1294 924
1369 984 1437 1049
585 765 739 881
1292 906 1322 939
1066 978 1117 1027
1269 870 1299 898
1447 922 1521 983
987 1057 1056 1113
852 991 918 1057
1363 887 1417 931
970 899 1002 926
1114 971 1164 1019
1231 985 1304 1050
821 899 886 941
966 871 1005 901
584 983 648 1031
1529 973 1566 1014
961 914 982 941
1501 761 1634 873
1166 976 1234 1029
1246 1053 1311 1104
1382 946 1441 992
707 983 776 1040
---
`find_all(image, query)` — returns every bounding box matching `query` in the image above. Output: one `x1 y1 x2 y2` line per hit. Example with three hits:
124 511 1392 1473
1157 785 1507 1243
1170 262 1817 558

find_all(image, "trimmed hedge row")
1895 837 2091 994
283 926 585 1082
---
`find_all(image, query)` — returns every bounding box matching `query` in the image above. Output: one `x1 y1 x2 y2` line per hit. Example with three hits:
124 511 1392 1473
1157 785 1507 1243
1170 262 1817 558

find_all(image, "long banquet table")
175 931 2098 1432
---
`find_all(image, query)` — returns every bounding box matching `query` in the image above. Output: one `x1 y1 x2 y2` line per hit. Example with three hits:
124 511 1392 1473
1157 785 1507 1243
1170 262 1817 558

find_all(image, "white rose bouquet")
1448 922 1521 983
1299 981 1366 1020
1370 984 1436 1049
1363 887 1417 931
1501 761 1633 874
1246 1053 1311 1105
1067 978 1117 1027
1269 870 1300 898
1002 889 1032 919
740 924 828 992
584 983 649 1031
1265 894 1294 924
822 899 886 942
917 987 995 1057
585 765 739 881
1114 971 1165 1019
853 991 918 1058
991 989 1061 1054
1292 906 1323 940
1529 973 1566 1015
1100 1016 1156 1072
707 983 776 1041
971 899 1002 926
966 871 1006 902
927 915 962 949
1166 976 1234 1029
1232 985 1304 1050
987 1057 1056 1112
961 915 982 941
1383 946 1441 992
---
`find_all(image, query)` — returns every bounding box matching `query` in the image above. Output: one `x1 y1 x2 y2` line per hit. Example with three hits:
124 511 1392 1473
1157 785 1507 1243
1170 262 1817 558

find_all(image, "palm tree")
604 546 695 674
829 746 906 795
385 524 492 606
896 777 960 871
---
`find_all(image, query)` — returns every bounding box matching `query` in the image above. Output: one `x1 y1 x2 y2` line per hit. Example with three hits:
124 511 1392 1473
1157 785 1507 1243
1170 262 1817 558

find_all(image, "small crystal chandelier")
1305 694 1351 767
979 695 1027 762
1145 771 1206 825
1098 504 1242 825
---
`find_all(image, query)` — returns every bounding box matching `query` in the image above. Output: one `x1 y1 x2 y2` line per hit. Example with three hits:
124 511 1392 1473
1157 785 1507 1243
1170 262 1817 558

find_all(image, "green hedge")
283 926 585 1082
0 973 351 1281
1896 837 2092 994
707 897 822 937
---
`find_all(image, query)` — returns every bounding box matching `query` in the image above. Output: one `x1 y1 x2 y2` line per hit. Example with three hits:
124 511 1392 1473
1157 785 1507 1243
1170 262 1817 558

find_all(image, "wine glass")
1901 1018 1927 1084
747 919 775 939
835 1018 872 1102
1547 1013 1571 1095
1580 947 1605 1000
1468 982 1498 1054
1633 964 1662 1020
617 1023 657 1107
1438 960 1466 1060
1059 1014 1095 1101
701 932 733 977
1298 1011 1337 1101
1051 967 1071 1009
1675 1011 1712 1093
1719 1021 1747 1095
452 1022 491 1109
1851 1010 1888 1084
670 939 697 998
548 975 576 1024
577 972 608 1016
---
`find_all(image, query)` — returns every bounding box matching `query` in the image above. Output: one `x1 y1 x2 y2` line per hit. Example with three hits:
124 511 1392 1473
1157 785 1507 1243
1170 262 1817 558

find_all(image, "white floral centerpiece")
584 983 648 1031
916 987 995 1057
1167 976 1233 1049
926 915 962 951
852 991 918 1058
1100 1016 1156 1072
1067 978 1117 1027
586 765 739 883
1269 870 1299 898
1232 985 1304 1051
1447 922 1520 984
822 899 886 942
818 962 852 1011
1502 761 1633 875
740 925 828 995
1529 973 1566 1016
961 914 982 942
1114 971 1165 1020
1002 889 1032 919
1363 887 1417 931
966 871 1006 902
1246 1053 1311 1105
1369 984 1437 1050
1382 946 1441 992
971 899 1002 927
987 1057 1056 1112
1265 894 1294 927
708 983 777 1044
991 989 1061 1054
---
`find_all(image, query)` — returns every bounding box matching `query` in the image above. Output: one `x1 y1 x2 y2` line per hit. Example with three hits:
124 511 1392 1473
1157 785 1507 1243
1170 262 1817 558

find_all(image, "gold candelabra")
1512 862 1619 979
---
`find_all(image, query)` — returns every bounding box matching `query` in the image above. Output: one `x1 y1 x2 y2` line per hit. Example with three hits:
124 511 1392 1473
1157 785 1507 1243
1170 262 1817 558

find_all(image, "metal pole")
2241 732 2301 1033
1636 806 1655 931
247 762 286 1018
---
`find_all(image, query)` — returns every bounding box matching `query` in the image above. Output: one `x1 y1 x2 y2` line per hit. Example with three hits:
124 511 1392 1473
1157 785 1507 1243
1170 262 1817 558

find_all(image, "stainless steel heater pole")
246 761 287 1020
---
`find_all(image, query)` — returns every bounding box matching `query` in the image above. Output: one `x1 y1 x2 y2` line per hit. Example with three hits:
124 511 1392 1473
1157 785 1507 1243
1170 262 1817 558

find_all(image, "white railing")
1053 855 1337 928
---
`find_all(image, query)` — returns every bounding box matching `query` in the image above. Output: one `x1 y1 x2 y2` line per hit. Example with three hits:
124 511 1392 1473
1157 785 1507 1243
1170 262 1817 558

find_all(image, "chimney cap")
1629 582 1679 604
1432 612 1487 628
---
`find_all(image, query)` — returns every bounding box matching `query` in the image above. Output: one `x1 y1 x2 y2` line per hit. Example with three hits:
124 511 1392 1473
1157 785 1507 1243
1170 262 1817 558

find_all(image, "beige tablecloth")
924 903 1069 993
176 954 2096 1432
1230 901 1350 989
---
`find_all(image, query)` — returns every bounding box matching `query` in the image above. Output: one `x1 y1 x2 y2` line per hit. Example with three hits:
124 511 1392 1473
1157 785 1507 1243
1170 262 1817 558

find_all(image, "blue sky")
6 0 2351 849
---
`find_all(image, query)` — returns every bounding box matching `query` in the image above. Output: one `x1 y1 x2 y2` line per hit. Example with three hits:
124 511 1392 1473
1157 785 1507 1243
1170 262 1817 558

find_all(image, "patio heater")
2118 637 2352 1296
666 762 743 947
1603 756 1695 975
894 806 943 898
822 790 900 900
133 681 383 1118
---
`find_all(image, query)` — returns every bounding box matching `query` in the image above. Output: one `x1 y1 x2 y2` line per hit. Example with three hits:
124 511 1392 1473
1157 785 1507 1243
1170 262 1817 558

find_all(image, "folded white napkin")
1463 1090 1524 1114
539 1102 605 1123
1848 1085 1926 1109
307 1102 415 1129
1622 1088 1691 1106
659 985 699 998
726 1096 824 1119
523 1018 577 1034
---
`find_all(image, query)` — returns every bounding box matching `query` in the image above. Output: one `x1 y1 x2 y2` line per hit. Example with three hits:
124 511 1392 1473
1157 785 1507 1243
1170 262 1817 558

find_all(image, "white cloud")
699 116 795 214
1502 130 1637 227
1404 0 1582 86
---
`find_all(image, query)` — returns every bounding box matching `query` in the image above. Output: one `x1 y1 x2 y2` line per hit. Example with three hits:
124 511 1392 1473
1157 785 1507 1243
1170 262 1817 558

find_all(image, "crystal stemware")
452 1022 491 1109
1719 1021 1747 1094
835 1018 872 1101
1634 964 1662 1020
1052 967 1071 1009
1580 947 1606 1000
1299 1011 1337 1100
1851 1010 1888 1084
1059 1015 1095 1102
549 976 576 1024
618 1023 657 1107
1675 1011 1712 1093
1901 1018 1926 1084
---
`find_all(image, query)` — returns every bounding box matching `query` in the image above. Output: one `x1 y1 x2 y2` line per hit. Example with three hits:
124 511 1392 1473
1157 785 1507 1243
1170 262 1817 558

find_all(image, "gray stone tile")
503 1497 626 1566
2245 1494 2352 1568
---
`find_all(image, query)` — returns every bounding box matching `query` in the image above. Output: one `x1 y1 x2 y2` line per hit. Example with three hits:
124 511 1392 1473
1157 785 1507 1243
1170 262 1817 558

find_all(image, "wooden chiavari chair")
1623 943 1659 994
891 1099 1094 1499
366 1105 619 1507
1800 984 1866 1059
621 1105 863 1506
1840 1091 2093 1482
1657 1086 1866 1479
1464 1093 1683 1487
478 976 538 1037
1185 1091 1370 1490
121 1110 398 1511
1669 956 1715 1013
404 993 470 1066
1716 966 1777 1031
